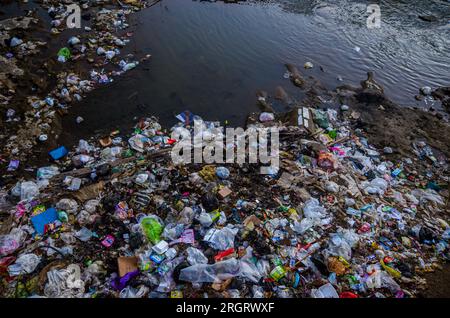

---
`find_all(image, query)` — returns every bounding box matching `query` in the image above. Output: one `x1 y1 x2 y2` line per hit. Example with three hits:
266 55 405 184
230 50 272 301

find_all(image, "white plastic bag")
8 253 41 276
180 258 241 283
186 247 208 265
203 226 238 250
20 181 39 201
303 198 327 219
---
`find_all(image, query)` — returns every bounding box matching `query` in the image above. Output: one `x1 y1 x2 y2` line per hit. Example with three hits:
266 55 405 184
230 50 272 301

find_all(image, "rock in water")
420 86 432 96
419 15 438 22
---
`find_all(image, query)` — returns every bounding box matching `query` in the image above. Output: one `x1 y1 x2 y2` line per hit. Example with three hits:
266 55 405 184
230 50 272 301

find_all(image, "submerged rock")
419 15 438 22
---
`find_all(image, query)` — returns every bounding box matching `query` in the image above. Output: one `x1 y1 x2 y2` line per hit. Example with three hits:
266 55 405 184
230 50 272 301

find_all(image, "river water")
55 0 449 140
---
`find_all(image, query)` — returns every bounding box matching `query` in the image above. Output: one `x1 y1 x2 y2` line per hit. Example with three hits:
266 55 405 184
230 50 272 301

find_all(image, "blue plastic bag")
31 208 58 235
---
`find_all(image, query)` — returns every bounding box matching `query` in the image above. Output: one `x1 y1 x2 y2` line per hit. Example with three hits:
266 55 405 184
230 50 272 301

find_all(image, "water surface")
58 0 449 141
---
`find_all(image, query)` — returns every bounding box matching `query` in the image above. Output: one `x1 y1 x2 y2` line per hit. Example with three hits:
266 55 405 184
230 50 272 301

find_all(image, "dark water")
54 0 448 141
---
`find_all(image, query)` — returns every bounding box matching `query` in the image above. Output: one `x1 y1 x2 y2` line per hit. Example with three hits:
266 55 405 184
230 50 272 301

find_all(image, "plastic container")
311 283 339 298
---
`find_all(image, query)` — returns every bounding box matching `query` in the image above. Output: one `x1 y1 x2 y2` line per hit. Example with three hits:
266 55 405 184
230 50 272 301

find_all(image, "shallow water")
55 0 448 140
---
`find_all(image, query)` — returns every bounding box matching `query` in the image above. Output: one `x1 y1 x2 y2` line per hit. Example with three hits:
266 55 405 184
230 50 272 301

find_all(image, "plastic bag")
162 223 185 241
313 109 330 129
252 285 264 298
325 233 352 260
291 218 314 234
76 139 93 153
198 211 213 227
365 269 400 292
259 112 275 122
392 191 406 206
8 253 41 276
140 216 164 244
216 166 230 179
317 152 336 171
350 153 373 173
72 154 93 167
339 229 360 248
37 166 59 180
20 181 39 201
0 235 20 256
203 226 238 250
76 210 91 226
119 286 148 298
179 258 241 283
44 269 69 297
239 260 262 283
303 198 327 219
74 227 93 242
0 191 12 212
256 259 271 277
0 227 27 257
325 181 339 193
44 266 85 298
363 177 388 195
67 36 80 46
57 47 71 61
344 197 356 207
10 37 23 47
84 200 100 214
410 189 444 206
186 247 208 265
56 199 79 214
128 134 148 152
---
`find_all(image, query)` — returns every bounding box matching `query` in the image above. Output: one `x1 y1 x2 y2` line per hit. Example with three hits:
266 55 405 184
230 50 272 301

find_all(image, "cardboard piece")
117 256 138 277
277 172 296 189
218 187 232 199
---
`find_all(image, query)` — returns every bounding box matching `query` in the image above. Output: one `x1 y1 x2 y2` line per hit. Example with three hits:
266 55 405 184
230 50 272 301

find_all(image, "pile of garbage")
1 103 448 298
